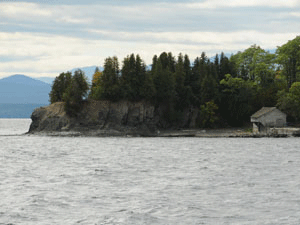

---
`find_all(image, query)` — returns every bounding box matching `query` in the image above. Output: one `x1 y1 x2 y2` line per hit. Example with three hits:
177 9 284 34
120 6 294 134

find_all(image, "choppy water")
1 119 300 224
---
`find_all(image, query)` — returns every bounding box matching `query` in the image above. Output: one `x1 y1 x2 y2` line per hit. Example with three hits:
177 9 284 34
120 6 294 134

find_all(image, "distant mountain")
71 66 103 82
0 74 51 104
35 66 103 85
35 77 55 84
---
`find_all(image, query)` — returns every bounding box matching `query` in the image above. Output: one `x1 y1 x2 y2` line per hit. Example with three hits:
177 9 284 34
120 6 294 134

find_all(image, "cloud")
0 1 299 78
290 12 300 17
1 1 299 34
184 0 300 9
88 29 298 49
56 16 94 24
0 2 95 27
0 30 298 78
0 2 52 18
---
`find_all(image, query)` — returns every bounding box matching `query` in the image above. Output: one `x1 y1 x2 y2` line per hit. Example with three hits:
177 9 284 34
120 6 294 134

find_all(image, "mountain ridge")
0 74 51 104
0 67 101 118
35 66 102 84
0 74 51 86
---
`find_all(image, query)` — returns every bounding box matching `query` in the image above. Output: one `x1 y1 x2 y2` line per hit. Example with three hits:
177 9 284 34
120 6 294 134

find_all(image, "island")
28 37 300 137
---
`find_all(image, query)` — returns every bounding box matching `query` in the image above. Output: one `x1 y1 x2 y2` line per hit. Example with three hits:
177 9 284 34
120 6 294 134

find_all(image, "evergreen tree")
220 52 231 80
200 62 218 104
214 54 220 80
167 52 176 73
152 57 176 123
183 54 191 86
121 54 147 101
46 42 300 126
121 54 136 100
152 53 176 104
99 56 121 101
175 53 187 109
183 54 193 106
140 70 156 101
63 70 89 117
94 66 100 73
49 72 72 104
151 55 158 75
190 53 209 106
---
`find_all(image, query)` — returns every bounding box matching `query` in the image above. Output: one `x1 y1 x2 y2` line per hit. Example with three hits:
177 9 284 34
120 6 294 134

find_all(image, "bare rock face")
29 102 70 133
28 100 157 136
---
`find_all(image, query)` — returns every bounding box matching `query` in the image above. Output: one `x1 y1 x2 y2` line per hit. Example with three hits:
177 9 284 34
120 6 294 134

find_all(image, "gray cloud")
0 1 299 77
1 1 299 34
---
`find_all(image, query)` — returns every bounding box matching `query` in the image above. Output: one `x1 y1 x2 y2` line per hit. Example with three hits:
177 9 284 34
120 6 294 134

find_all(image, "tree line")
50 36 300 127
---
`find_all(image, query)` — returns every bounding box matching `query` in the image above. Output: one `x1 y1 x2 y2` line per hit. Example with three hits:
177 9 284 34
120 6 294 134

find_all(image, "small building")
251 107 286 133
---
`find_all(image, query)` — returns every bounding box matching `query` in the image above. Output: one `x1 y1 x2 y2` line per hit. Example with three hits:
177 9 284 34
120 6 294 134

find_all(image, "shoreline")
26 128 293 138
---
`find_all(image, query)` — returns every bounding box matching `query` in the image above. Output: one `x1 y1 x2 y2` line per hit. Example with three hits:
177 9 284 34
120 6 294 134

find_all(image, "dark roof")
251 107 278 119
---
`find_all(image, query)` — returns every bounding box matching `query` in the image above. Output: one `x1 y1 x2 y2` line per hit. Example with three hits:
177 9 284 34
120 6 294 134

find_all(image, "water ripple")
1 120 300 224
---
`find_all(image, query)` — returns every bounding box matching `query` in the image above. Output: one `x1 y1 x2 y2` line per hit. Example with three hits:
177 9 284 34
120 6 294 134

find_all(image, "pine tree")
63 70 89 117
175 53 187 109
220 52 231 81
100 56 121 101
49 72 72 104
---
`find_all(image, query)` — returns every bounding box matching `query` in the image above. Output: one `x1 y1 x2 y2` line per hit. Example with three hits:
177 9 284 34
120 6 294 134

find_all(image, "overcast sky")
0 0 299 78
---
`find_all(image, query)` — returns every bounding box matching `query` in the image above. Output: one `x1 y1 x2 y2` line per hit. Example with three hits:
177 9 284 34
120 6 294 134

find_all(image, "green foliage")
190 53 220 107
198 101 219 128
220 74 257 126
201 63 219 104
152 53 176 104
150 53 177 125
230 45 276 82
49 70 88 117
189 55 205 106
90 54 156 102
220 74 257 90
95 56 121 101
219 52 232 80
48 36 300 126
141 71 156 101
49 72 72 104
63 70 89 117
276 36 300 88
120 54 148 101
175 53 187 109
277 82 300 121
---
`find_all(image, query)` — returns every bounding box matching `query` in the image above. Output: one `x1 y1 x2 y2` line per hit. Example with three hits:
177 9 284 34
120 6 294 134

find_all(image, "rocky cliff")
29 100 157 136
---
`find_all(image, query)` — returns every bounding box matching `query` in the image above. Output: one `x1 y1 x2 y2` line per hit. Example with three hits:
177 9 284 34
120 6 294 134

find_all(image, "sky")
0 0 299 78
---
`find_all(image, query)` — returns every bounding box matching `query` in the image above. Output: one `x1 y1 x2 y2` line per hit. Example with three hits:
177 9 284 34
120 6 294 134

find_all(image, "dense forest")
49 36 300 128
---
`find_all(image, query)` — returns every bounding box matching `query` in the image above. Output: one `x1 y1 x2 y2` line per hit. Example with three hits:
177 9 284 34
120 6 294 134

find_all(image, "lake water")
1 119 300 224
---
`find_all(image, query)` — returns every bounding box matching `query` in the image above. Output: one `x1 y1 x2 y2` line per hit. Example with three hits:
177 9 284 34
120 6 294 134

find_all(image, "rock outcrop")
30 100 289 138
29 100 157 136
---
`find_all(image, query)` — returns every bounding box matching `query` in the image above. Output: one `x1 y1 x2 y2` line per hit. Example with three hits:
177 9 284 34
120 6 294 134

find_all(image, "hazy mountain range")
36 66 101 84
0 66 101 118
0 74 51 104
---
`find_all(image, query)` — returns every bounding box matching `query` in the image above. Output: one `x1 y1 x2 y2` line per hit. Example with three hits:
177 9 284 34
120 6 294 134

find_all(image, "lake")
1 119 300 224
